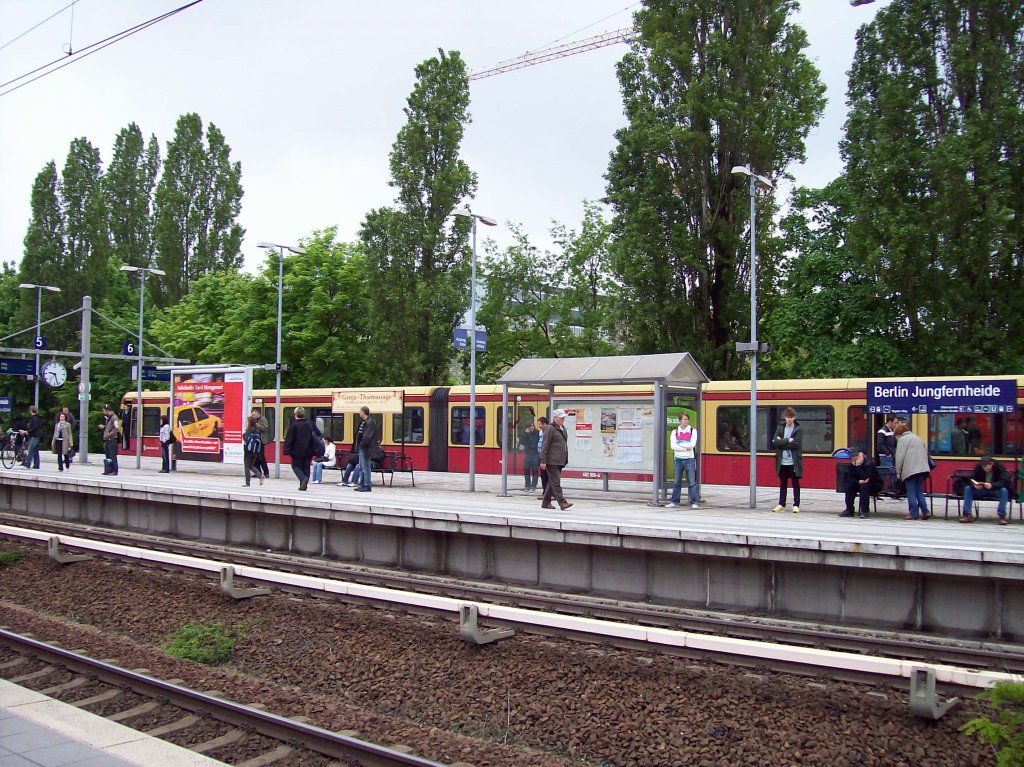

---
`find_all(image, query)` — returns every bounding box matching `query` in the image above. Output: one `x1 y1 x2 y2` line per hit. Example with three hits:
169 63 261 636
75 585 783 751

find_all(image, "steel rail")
0 629 448 767
2 514 1021 676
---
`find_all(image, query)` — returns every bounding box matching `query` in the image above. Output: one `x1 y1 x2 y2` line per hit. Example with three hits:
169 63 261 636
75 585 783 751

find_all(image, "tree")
153 113 244 306
762 182 901 378
61 137 111 306
605 0 825 378
842 0 1024 374
359 50 477 386
105 122 160 269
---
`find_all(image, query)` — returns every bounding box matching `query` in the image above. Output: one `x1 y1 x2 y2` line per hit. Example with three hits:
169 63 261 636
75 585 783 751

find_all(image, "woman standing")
771 407 802 513
894 423 931 520
158 415 173 473
50 411 73 471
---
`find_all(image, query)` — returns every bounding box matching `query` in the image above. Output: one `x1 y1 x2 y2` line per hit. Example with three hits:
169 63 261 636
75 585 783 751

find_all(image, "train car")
122 375 1023 491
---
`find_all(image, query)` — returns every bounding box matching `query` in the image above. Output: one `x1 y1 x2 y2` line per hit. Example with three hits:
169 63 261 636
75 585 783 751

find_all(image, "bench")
943 468 1021 521
323 450 415 487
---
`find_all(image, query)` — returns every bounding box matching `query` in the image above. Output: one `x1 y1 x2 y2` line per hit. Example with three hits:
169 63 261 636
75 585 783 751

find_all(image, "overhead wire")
0 0 205 99
0 0 79 54
530 2 640 53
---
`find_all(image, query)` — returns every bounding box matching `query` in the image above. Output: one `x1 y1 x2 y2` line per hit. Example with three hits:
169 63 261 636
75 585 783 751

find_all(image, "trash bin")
835 461 850 494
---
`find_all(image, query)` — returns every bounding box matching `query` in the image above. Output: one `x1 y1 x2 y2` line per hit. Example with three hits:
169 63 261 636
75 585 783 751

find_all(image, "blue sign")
868 379 1017 415
453 327 487 351
0 358 35 377
131 365 171 382
0 396 10 413
123 342 136 355
34 336 46 350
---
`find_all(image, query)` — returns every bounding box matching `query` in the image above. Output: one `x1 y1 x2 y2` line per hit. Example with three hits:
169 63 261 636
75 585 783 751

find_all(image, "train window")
498 406 536 450
393 407 424 444
716 405 834 453
929 411 1022 457
847 406 870 454
451 406 485 445
264 408 277 441
142 406 162 437
310 409 345 442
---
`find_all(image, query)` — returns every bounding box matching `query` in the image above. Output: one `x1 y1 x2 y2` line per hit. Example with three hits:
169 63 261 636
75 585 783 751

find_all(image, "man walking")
540 409 572 511
24 406 42 470
283 407 314 491
251 407 270 477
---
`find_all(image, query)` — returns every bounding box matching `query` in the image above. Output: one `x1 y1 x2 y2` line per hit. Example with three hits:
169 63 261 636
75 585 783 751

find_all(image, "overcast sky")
0 0 887 275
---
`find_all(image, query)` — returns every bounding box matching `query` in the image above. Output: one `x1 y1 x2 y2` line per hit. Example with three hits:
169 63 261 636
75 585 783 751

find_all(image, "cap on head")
552 409 567 419
102 403 112 411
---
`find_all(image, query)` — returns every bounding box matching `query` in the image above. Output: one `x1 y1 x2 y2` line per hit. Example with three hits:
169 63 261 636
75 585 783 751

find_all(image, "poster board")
554 399 658 473
170 367 252 464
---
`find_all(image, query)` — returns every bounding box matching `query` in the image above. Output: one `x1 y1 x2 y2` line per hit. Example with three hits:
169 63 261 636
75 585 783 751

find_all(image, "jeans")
244 452 263 485
160 443 171 472
26 436 40 469
342 460 362 485
904 473 929 518
311 460 334 482
778 464 800 506
103 438 118 474
671 457 697 505
358 447 372 489
54 439 71 470
523 453 539 489
963 485 1008 518
879 455 894 468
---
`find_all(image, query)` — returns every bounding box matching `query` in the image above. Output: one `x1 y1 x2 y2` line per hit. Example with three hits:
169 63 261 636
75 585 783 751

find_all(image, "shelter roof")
498 353 709 388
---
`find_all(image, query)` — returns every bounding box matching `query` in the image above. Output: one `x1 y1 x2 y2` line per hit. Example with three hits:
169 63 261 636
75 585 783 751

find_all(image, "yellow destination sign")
331 389 405 414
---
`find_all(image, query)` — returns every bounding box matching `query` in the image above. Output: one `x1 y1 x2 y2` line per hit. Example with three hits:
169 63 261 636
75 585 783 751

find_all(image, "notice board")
553 399 658 473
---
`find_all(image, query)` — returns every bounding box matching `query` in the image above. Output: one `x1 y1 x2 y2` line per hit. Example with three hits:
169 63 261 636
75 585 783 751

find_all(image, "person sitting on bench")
840 448 881 519
960 455 1012 525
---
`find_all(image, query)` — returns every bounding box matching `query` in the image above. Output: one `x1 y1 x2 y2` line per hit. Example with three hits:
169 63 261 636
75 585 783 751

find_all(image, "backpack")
311 428 326 459
245 431 263 455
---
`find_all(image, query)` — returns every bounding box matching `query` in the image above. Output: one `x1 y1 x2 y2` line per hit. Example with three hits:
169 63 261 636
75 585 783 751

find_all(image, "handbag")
927 454 937 471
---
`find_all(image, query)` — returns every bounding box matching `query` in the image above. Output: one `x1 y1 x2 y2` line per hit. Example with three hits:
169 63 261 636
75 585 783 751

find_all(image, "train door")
428 388 450 472
501 400 537 477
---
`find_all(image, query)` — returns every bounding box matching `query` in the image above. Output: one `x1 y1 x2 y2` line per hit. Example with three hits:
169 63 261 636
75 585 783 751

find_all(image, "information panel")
170 368 252 463
553 400 658 473
867 379 1017 415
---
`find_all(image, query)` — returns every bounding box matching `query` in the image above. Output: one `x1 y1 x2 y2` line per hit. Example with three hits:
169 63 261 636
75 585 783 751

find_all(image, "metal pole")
78 295 91 464
499 384 509 497
748 171 758 509
135 271 145 469
33 287 41 408
274 246 283 479
468 215 478 493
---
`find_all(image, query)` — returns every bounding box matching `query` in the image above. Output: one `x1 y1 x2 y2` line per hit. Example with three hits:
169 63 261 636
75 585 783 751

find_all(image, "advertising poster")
574 407 593 452
170 368 250 464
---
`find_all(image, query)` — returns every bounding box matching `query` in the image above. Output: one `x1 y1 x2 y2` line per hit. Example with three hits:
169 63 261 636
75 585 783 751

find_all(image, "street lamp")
257 241 306 479
450 207 497 492
120 265 165 469
731 165 773 509
18 283 61 408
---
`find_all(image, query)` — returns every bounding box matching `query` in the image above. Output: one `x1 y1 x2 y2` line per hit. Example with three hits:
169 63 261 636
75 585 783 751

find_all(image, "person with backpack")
283 407 314 491
250 408 270 477
243 414 265 487
311 435 337 483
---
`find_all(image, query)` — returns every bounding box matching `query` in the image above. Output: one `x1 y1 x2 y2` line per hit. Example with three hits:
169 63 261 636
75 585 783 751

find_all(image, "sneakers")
339 481 350 487
771 505 785 513
666 502 679 508
859 513 870 519
691 503 699 509
792 506 800 514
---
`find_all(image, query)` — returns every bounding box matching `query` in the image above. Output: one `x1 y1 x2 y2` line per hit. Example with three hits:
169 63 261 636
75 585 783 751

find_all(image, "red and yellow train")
121 375 1024 491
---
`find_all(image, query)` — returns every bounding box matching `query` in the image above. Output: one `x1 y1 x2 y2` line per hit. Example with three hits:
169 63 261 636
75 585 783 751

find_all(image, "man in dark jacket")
356 406 379 492
24 406 42 470
840 448 881 519
961 456 1012 525
875 416 895 467
283 407 314 491
539 408 572 511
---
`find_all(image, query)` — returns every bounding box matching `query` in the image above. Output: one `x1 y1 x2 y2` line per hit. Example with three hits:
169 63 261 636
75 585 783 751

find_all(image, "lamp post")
257 241 306 479
450 207 497 492
731 165 773 509
120 265 165 469
18 283 61 408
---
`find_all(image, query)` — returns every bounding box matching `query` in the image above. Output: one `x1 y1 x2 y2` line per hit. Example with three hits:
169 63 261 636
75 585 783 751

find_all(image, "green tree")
105 122 160 269
19 160 65 323
153 113 244 306
61 137 111 306
842 0 1024 374
605 0 825 378
359 50 477 386
762 182 901 378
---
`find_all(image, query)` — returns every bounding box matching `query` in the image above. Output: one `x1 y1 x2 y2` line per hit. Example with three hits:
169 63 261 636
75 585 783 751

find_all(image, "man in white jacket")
668 412 699 508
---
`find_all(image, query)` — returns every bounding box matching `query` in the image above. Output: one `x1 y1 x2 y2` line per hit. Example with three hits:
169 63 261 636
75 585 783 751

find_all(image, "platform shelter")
497 353 710 504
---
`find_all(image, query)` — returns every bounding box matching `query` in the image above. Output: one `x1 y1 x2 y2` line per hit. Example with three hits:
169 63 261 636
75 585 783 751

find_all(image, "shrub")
162 621 242 665
962 680 1024 767
0 548 23 567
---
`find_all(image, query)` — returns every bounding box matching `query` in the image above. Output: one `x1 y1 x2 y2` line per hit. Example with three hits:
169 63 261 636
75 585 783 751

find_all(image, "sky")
0 0 888 275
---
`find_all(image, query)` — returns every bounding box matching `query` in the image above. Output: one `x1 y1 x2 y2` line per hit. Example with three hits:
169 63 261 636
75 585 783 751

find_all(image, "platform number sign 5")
123 342 136 356
34 336 46 350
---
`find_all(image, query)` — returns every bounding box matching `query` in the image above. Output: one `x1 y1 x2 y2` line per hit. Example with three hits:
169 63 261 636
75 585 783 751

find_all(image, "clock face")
41 360 67 388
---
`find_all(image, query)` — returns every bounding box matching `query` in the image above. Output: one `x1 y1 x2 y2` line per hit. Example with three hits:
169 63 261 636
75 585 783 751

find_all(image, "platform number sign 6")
34 336 46 350
123 342 136 356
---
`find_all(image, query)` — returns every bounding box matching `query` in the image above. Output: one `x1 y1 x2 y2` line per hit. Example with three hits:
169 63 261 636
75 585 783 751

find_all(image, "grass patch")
162 621 243 665
0 549 23 567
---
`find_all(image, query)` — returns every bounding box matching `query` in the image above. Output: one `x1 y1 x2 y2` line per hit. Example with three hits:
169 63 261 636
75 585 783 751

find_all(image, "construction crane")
469 27 635 81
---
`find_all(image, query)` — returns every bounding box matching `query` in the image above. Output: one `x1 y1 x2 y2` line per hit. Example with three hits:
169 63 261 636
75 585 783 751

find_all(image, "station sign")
453 327 487 351
867 379 1017 415
0 358 35 377
0 396 10 413
131 365 172 382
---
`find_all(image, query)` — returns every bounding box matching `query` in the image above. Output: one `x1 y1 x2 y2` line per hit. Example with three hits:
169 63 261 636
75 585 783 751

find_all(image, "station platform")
0 680 221 766
1 456 1022 641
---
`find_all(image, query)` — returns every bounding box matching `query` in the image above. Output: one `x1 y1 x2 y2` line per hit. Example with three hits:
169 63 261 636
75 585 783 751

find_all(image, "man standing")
100 404 120 475
875 415 895 467
283 407 314 491
540 409 572 511
667 412 699 509
960 455 1012 525
356 406 379 493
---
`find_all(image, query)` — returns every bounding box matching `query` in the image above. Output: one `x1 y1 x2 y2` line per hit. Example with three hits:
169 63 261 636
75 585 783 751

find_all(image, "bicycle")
1 430 18 469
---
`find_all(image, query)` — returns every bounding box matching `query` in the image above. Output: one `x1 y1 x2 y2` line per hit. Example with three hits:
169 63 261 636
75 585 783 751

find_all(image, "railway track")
0 628 447 767
2 512 1021 680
